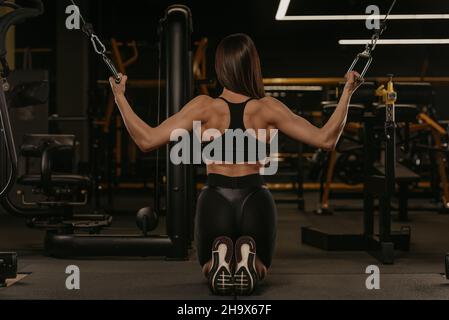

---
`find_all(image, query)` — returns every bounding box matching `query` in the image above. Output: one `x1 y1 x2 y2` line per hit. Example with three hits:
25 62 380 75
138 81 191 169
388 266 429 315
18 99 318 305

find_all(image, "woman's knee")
195 187 235 266
240 188 277 269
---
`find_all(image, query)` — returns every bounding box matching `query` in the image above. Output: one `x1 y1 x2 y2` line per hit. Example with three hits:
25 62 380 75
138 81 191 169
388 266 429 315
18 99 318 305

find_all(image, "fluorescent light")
275 0 290 20
279 14 449 21
275 0 449 21
265 86 323 91
339 39 449 45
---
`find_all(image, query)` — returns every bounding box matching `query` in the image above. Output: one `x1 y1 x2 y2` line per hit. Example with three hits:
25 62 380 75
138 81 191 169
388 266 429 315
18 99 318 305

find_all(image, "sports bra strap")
218 96 254 105
243 97 255 105
217 96 229 104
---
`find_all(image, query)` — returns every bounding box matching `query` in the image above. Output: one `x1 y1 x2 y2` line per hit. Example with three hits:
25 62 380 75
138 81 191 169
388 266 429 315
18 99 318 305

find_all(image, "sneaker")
234 236 258 295
208 236 234 295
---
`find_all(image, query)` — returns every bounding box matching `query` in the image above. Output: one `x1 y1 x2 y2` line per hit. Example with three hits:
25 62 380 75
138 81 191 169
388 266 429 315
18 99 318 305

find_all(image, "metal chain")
70 0 86 26
70 0 106 56
347 0 398 77
364 0 397 55
69 0 121 83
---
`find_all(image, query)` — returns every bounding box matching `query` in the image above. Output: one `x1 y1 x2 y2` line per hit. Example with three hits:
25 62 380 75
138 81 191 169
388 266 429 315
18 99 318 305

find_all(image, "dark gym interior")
1 0 449 301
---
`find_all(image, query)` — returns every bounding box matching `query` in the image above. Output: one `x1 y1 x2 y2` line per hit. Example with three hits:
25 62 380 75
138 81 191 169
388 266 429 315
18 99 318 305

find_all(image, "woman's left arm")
110 75 210 152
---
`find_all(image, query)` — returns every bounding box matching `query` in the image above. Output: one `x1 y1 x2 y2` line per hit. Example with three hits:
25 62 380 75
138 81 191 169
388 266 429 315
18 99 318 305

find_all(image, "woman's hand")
344 71 364 95
109 73 128 98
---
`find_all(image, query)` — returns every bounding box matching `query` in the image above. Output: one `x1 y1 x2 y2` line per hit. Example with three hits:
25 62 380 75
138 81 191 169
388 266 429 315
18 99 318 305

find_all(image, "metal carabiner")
90 34 106 55
90 35 122 84
71 0 123 84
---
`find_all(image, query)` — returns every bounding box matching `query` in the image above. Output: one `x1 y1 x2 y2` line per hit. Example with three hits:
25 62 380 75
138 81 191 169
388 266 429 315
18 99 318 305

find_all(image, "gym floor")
2 193 448 300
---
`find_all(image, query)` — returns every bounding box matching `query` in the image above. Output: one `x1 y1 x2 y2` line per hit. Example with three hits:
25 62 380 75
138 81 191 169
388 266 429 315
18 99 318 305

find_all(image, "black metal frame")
0 78 17 197
0 1 43 200
302 106 411 264
45 5 193 259
0 5 194 260
445 254 449 280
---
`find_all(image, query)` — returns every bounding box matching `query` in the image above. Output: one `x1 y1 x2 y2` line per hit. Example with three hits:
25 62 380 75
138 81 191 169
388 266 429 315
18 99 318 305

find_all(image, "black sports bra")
200 97 272 164
218 97 253 131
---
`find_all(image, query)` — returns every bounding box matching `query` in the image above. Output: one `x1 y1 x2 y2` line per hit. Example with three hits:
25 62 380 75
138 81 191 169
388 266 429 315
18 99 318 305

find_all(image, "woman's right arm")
110 75 211 153
265 71 362 150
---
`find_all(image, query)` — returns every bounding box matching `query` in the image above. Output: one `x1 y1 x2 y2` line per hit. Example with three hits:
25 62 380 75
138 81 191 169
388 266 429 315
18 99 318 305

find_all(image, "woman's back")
201 93 274 177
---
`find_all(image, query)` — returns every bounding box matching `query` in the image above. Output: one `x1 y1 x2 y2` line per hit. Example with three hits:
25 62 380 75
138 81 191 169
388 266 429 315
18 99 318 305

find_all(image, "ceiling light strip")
276 0 449 21
339 39 449 45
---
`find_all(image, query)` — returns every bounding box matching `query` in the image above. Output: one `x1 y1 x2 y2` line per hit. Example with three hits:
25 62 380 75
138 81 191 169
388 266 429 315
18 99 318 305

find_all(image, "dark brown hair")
215 33 265 99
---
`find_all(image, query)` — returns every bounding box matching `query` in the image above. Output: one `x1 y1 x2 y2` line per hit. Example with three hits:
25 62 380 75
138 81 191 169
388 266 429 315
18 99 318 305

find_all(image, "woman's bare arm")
110 75 210 152
264 72 362 150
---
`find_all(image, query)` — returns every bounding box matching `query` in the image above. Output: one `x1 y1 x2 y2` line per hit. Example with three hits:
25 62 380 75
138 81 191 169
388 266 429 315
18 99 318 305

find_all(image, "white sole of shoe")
209 240 233 295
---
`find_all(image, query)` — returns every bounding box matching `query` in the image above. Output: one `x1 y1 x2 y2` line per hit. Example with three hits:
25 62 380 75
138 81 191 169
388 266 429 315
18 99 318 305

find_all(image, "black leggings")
195 174 277 268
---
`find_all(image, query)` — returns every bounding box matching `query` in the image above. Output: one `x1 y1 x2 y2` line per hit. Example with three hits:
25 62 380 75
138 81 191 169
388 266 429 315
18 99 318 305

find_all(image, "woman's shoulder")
259 96 281 106
186 95 215 113
193 95 227 107
192 95 214 104
189 95 228 119
247 96 282 113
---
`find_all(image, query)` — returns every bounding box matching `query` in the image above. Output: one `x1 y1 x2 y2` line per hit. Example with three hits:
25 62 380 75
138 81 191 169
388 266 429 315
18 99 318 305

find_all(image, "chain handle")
347 0 397 78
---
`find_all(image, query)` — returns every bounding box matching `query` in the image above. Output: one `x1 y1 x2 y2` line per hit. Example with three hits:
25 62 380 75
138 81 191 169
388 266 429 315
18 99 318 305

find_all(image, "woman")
110 33 362 296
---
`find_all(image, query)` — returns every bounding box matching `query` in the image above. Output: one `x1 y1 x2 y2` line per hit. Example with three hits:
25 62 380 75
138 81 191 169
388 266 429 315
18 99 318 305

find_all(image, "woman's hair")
215 33 265 99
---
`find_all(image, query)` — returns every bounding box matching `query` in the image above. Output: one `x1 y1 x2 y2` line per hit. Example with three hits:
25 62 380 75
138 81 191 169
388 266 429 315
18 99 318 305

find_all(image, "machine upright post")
163 5 193 260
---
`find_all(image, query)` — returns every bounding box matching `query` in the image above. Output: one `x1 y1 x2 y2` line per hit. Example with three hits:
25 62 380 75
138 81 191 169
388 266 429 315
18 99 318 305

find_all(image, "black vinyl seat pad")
17 174 91 187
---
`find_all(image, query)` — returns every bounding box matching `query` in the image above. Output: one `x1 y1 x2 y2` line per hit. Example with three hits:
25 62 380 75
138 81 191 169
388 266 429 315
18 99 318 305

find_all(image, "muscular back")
200 97 274 177
201 97 275 140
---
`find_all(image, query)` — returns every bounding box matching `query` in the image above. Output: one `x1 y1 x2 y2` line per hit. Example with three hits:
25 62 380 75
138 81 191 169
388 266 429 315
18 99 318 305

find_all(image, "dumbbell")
0 252 17 288
136 207 159 236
